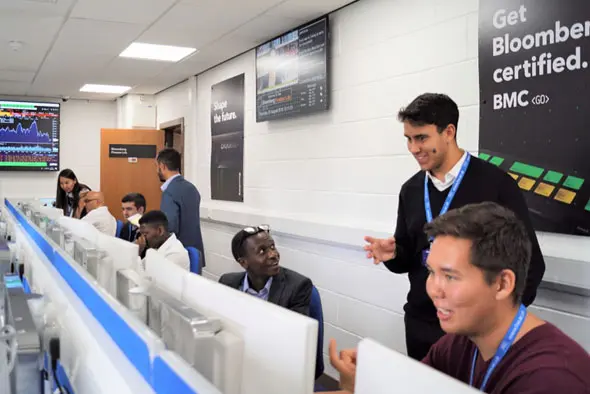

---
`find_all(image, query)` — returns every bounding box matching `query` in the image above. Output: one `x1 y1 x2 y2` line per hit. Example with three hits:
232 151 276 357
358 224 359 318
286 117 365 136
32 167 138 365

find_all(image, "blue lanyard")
469 304 527 391
424 153 471 223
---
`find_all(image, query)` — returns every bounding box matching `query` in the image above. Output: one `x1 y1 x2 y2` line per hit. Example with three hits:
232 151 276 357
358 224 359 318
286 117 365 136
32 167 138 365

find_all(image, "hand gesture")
135 234 147 255
329 339 357 393
363 236 396 264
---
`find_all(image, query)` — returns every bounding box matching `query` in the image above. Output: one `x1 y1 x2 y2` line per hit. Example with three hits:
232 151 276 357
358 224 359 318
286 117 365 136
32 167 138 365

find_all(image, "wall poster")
478 0 590 235
210 74 245 202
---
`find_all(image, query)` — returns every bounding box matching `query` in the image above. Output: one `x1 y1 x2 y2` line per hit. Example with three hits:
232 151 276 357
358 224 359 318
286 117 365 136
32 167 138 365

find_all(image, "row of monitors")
479 152 590 212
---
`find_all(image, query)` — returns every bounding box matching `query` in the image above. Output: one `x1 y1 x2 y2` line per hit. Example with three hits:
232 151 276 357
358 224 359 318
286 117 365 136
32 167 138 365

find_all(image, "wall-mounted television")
0 100 60 171
255 16 329 122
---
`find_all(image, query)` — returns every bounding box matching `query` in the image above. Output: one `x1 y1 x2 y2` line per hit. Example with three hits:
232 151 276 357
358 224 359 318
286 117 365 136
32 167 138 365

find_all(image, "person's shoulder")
281 267 312 286
400 169 426 194
176 176 200 194
520 323 590 365
468 155 513 181
219 271 244 288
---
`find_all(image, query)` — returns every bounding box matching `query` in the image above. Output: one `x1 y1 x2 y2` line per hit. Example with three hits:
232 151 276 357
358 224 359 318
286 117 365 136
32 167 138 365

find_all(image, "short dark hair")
138 210 169 231
231 226 270 261
424 202 531 304
156 148 181 172
397 93 459 135
231 230 251 261
121 192 146 210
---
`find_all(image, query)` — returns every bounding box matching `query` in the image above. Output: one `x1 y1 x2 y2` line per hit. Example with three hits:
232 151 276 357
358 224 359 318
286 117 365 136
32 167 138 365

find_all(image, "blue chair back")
115 220 124 238
186 247 202 275
309 285 324 380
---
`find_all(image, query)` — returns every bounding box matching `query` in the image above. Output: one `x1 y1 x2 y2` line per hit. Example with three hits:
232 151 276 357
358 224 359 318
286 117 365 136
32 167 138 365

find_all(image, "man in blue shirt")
218 225 313 316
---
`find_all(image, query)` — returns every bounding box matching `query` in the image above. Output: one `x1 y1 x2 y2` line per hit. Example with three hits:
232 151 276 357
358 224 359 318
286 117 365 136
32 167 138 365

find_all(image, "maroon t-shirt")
422 323 590 393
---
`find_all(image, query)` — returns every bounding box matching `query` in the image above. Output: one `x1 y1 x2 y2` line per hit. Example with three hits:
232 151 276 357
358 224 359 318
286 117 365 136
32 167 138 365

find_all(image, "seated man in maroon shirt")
325 202 590 394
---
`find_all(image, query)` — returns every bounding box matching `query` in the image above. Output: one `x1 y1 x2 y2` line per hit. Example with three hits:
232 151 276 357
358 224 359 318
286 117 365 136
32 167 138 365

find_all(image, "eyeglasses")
242 224 270 234
237 225 271 254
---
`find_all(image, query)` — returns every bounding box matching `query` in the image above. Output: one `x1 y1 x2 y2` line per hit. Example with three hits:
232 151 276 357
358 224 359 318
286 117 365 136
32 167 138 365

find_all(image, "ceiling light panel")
119 42 197 62
79 84 131 94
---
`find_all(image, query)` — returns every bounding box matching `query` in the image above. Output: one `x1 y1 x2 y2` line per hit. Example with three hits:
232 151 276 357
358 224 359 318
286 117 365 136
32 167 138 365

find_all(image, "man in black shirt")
363 93 545 361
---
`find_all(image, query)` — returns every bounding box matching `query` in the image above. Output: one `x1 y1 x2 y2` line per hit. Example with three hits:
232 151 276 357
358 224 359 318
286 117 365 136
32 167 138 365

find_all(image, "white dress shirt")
81 206 117 236
156 233 189 271
427 151 468 191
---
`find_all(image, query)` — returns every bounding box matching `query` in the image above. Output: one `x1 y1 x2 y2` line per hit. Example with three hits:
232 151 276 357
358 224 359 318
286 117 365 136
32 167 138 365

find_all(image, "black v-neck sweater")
385 156 545 322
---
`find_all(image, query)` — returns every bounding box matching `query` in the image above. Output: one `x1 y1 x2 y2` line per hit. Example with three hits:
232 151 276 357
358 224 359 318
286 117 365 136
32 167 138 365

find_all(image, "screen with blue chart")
0 100 60 171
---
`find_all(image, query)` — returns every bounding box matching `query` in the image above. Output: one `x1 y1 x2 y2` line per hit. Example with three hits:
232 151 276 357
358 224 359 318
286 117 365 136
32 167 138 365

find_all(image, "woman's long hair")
55 169 88 216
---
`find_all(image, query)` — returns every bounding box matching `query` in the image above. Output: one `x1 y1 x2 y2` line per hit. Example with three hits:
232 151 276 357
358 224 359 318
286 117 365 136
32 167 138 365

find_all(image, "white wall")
0 98 116 199
155 0 590 377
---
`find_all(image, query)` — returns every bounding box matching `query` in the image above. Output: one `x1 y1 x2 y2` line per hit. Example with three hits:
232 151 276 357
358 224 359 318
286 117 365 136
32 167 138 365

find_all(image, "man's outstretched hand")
363 236 396 264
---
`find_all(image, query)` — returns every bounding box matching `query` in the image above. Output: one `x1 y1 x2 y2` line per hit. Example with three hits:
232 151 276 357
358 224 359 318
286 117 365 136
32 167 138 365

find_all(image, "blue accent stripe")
53 252 152 381
22 276 31 294
153 356 198 394
4 199 155 386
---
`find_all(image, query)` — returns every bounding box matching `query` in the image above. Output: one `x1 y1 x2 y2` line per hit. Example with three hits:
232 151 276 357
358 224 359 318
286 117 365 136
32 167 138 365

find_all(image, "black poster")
211 74 245 202
478 0 590 235
109 144 157 158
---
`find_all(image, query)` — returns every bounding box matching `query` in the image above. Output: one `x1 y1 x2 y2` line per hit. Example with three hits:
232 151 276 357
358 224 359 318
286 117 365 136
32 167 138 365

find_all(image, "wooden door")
100 129 164 221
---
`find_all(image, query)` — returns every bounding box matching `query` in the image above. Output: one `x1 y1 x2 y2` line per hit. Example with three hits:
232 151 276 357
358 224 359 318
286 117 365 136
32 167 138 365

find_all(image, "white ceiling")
0 0 355 100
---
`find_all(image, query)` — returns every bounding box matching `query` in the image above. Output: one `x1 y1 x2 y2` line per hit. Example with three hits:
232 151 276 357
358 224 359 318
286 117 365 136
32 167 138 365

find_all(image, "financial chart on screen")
0 100 60 171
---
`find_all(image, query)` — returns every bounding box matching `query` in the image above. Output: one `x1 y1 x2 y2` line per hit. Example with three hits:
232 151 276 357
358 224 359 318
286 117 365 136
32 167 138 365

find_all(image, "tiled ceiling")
0 0 356 100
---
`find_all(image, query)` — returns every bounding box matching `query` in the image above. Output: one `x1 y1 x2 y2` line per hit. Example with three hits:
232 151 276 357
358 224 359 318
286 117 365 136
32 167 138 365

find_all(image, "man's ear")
444 124 456 141
237 258 248 270
495 269 516 302
139 207 145 214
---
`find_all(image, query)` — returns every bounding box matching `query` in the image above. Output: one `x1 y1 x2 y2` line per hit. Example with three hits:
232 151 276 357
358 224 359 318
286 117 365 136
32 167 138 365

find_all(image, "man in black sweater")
364 93 545 361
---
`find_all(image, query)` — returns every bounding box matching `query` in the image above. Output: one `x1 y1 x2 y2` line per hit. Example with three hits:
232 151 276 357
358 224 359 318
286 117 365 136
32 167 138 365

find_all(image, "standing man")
363 93 545 361
156 148 205 269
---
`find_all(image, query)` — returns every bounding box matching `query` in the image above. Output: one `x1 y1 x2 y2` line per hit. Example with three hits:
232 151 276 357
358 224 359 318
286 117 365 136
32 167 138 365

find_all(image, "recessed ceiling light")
79 84 131 94
119 42 197 62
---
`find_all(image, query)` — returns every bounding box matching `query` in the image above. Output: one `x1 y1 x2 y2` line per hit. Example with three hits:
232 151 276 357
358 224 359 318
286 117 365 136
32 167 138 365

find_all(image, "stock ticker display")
255 17 329 122
0 100 60 171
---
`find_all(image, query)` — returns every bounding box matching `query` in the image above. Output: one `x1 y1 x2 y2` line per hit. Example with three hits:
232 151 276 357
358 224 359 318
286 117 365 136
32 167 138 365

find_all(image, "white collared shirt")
81 206 117 236
427 151 468 192
160 174 181 192
156 233 189 271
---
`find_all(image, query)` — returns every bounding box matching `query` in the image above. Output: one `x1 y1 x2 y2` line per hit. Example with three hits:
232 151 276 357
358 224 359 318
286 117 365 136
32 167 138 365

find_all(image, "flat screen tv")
0 100 60 171
255 16 329 122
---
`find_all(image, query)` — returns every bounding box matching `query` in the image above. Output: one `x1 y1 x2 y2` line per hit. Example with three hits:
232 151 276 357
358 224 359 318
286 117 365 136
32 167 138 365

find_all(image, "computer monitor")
144 251 318 394
355 338 479 394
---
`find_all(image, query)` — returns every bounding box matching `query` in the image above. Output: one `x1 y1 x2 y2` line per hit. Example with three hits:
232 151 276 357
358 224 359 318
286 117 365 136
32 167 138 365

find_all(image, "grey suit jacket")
218 267 313 316
160 175 205 266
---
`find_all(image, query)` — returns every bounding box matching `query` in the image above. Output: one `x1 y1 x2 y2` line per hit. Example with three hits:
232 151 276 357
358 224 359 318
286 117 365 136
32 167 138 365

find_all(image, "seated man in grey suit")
219 225 313 316
156 148 205 268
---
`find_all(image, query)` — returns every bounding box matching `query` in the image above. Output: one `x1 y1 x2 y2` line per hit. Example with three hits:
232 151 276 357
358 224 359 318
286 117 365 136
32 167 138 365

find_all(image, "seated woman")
55 169 90 218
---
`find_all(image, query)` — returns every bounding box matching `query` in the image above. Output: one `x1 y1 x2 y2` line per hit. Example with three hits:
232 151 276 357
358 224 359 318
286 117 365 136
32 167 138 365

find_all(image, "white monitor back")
95 233 140 294
144 250 318 394
58 216 100 244
355 339 479 394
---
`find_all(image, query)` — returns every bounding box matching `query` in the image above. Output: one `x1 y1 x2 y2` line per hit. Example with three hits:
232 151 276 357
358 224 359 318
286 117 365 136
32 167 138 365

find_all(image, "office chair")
186 247 202 275
309 285 325 380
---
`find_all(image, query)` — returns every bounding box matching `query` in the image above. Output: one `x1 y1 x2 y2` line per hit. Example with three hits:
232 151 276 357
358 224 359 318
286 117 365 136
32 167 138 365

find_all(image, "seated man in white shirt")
80 191 117 236
137 210 189 271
